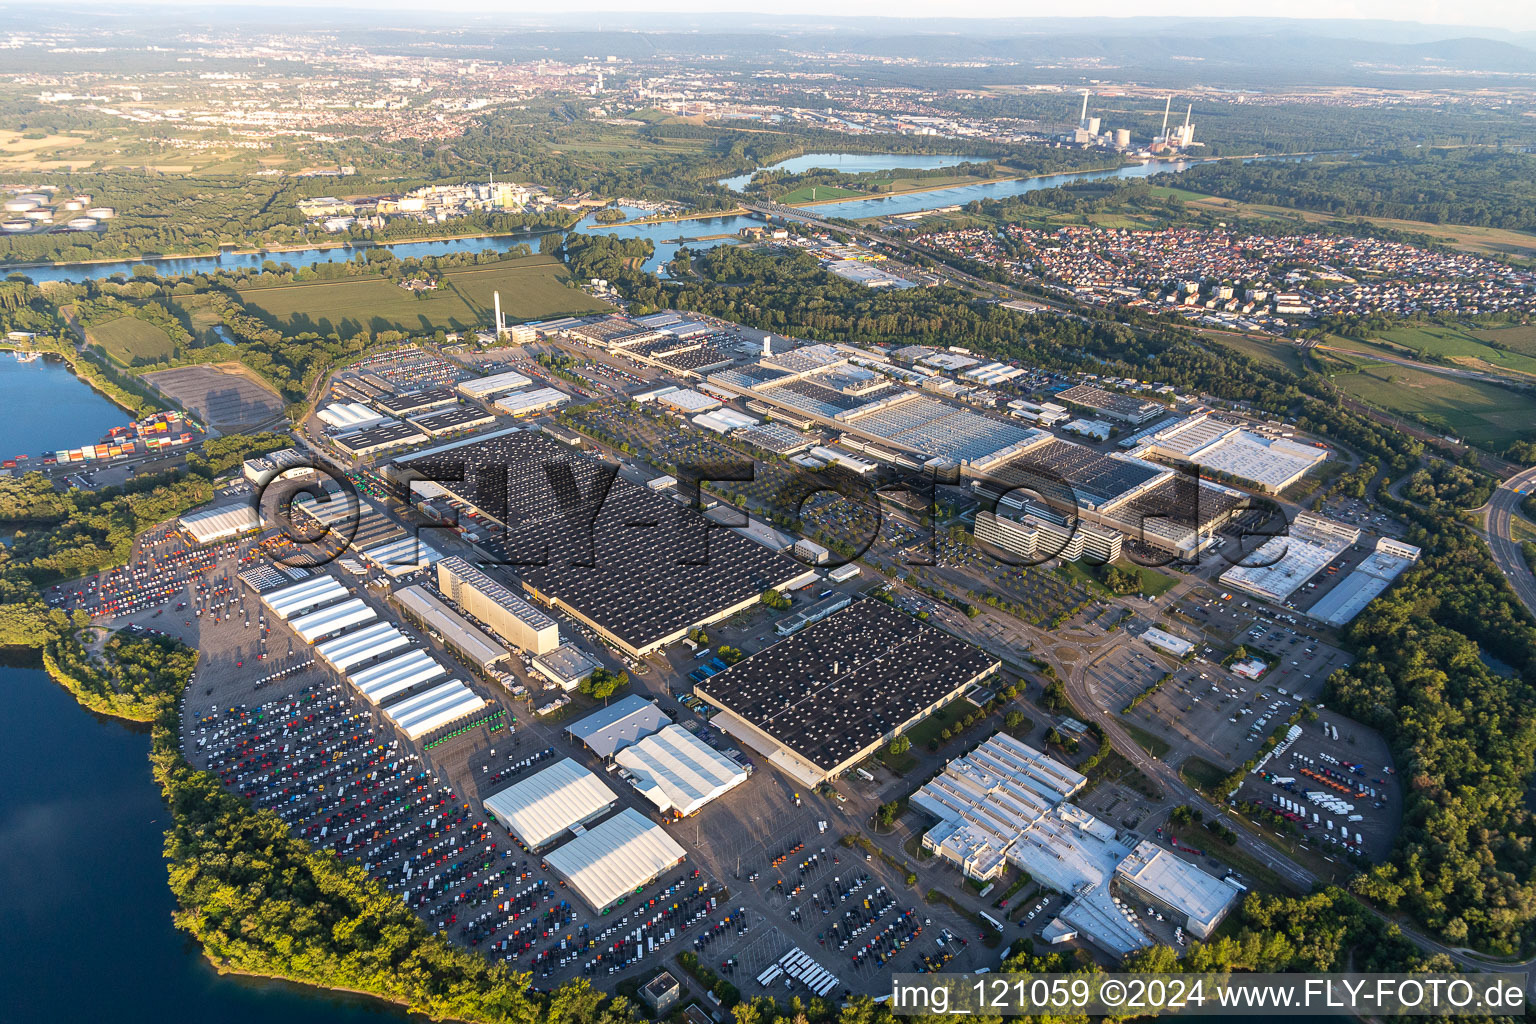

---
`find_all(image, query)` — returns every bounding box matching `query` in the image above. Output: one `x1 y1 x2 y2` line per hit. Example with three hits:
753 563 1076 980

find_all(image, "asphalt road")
1482 466 1536 620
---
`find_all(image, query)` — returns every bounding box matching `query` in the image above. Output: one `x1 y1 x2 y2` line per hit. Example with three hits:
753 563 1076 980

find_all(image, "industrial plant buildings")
694 599 999 787
393 429 813 659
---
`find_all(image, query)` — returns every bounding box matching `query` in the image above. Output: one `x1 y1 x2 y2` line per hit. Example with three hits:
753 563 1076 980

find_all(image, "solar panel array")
983 438 1164 509
398 429 804 654
509 481 804 652
698 599 996 771
847 394 1041 463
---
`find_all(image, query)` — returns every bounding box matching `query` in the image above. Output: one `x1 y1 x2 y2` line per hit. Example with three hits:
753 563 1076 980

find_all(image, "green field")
1206 332 1309 374
1340 324 1536 379
778 184 864 204
85 316 176 366
1332 361 1536 450
236 254 611 336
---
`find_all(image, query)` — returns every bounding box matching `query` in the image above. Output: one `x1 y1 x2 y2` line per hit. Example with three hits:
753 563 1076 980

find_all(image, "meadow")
1331 360 1536 450
235 254 611 336
85 316 177 366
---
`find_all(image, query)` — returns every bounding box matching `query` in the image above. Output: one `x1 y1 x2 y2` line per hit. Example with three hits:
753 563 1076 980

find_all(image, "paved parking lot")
79 512 987 998
1232 715 1401 862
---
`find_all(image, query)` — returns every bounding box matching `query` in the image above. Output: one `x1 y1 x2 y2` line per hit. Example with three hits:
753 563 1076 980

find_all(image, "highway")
1482 466 1536 619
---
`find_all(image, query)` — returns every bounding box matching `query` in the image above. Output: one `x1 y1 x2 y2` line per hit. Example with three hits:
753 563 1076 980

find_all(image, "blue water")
0 355 132 462
717 152 978 191
8 157 1210 285
18 234 539 286
0 659 416 1024
799 159 1195 219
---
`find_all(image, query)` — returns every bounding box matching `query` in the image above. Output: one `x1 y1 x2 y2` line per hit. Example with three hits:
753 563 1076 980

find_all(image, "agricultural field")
778 184 864 204
441 255 613 321
235 254 610 336
1331 361 1536 450
1331 324 1536 379
85 316 178 366
1205 331 1309 374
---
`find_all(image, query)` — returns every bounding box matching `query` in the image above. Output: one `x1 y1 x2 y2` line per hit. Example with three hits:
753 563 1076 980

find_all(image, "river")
0 658 417 1023
14 158 1206 282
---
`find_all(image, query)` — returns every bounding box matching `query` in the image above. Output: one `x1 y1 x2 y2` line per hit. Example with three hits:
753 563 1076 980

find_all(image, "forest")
1330 494 1536 953
1158 149 1536 230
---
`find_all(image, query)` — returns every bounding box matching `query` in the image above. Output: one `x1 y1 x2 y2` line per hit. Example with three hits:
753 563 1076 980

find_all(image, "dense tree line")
1330 496 1536 952
1402 460 1496 509
1159 149 1536 229
0 433 295 649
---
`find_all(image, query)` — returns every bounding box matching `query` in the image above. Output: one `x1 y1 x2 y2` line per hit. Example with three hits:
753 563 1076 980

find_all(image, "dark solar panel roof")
508 482 805 652
400 429 805 652
980 438 1163 509
1116 476 1247 533
698 600 997 771
409 405 496 434
373 386 458 416
335 421 427 453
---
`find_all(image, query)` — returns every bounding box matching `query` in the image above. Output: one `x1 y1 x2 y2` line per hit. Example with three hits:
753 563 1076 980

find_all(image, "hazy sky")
547 0 1523 26
139 0 1533 32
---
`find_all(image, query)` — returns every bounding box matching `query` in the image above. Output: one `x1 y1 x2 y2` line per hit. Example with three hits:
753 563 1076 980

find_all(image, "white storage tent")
315 622 411 672
389 684 470 729
482 758 618 849
362 537 442 577
180 503 262 545
348 649 447 704
290 597 376 644
318 402 389 432
543 808 687 912
395 691 487 741
614 724 748 817
385 679 472 721
263 576 349 620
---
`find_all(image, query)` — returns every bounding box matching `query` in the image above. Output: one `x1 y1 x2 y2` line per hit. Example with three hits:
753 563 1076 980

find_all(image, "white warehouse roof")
495 387 567 417
315 621 412 672
348 648 447 704
398 693 486 741
614 724 748 817
457 370 533 398
262 576 349 619
566 694 669 759
391 686 485 740
482 758 618 849
384 679 472 721
1115 840 1239 939
180 503 262 544
544 808 687 912
362 537 442 577
290 597 376 644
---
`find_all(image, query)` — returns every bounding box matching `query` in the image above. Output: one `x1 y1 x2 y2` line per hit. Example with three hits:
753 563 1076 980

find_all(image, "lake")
717 152 979 191
797 159 1196 219
0 355 134 463
0 658 417 1023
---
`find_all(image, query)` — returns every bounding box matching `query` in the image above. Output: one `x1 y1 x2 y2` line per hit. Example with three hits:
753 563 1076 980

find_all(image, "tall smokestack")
494 291 503 339
1161 96 1172 137
1080 91 1090 124
1184 104 1192 130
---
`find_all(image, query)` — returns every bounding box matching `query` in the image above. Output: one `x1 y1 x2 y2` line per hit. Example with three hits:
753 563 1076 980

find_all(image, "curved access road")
1483 466 1536 619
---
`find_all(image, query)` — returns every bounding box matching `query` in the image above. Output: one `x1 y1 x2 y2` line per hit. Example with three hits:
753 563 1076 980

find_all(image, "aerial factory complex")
7 10 1536 1023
